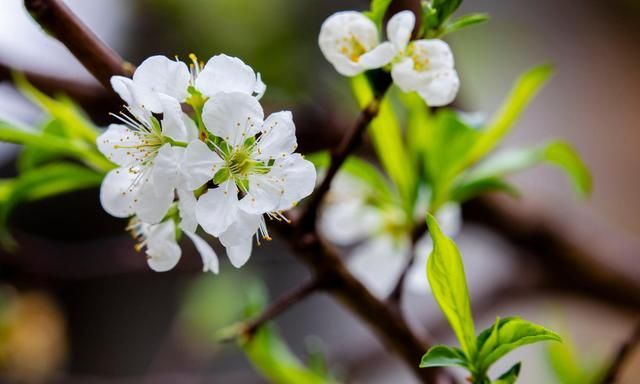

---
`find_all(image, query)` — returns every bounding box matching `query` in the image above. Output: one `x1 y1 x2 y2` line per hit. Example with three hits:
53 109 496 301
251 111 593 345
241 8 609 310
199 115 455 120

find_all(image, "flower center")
227 148 255 176
408 44 430 72
339 34 368 63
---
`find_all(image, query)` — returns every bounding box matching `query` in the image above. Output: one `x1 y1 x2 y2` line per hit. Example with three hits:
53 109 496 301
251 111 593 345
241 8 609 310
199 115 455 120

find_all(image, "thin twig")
23 0 133 89
601 321 640 384
242 278 320 338
296 77 390 231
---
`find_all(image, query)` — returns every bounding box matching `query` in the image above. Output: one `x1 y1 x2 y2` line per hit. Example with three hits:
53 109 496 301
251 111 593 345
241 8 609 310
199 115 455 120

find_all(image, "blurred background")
0 0 639 383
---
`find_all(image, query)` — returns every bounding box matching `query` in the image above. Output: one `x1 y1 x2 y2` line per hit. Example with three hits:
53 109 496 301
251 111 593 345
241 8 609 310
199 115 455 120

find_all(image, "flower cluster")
320 174 461 297
319 10 459 106
97 54 316 273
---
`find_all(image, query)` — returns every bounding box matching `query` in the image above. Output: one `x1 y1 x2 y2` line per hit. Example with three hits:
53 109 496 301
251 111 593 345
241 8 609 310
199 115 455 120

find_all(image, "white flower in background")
319 11 396 76
387 11 459 106
319 10 459 106
177 92 316 266
320 174 461 297
127 218 219 273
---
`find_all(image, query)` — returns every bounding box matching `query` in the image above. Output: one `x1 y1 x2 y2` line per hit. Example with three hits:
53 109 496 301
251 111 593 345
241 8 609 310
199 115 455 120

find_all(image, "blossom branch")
387 224 428 306
601 321 640 384
23 0 134 89
240 278 320 339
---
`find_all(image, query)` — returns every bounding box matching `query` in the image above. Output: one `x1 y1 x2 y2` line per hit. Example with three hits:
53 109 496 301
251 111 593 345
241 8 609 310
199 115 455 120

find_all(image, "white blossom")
183 92 316 266
127 217 219 273
319 11 395 76
320 174 461 297
387 11 460 106
318 10 459 106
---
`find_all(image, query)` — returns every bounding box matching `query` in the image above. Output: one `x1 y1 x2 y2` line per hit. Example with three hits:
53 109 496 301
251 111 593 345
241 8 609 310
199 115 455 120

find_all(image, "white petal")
254 111 297 161
238 173 282 214
146 220 181 272
413 39 455 70
96 124 145 167
225 238 253 268
320 200 382 246
272 154 317 211
195 181 239 236
158 94 198 142
110 76 161 116
196 54 262 97
133 55 190 101
319 11 382 76
184 231 219 274
201 92 264 147
417 69 460 107
348 236 410 298
390 57 419 92
219 211 261 247
177 189 197 233
180 140 223 190
99 167 138 218
387 11 415 51
135 178 175 224
111 76 134 108
151 144 181 197
358 42 396 69
436 203 462 237
254 73 266 100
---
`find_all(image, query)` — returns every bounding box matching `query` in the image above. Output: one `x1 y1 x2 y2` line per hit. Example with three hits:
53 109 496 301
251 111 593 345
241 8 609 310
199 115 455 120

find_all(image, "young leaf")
492 362 521 384
460 65 553 171
476 317 562 372
426 214 477 358
420 345 469 368
351 76 416 210
450 177 519 202
14 73 99 143
364 0 393 28
0 122 114 172
441 13 490 36
543 141 592 197
460 140 592 198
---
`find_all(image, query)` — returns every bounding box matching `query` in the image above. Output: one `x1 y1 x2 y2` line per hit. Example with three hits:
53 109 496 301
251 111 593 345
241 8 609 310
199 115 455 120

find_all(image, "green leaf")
0 122 114 172
402 92 432 179
460 65 553 171
441 13 490 36
462 140 592 198
476 317 562 372
492 362 521 384
0 163 104 249
543 141 592 197
351 75 416 210
451 177 519 202
364 0 393 28
420 345 469 368
545 333 607 384
14 73 99 143
426 214 476 358
425 110 480 208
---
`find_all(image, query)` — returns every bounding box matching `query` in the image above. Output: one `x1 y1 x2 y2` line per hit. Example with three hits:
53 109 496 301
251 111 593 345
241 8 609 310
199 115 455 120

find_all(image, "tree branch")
601 320 640 384
464 195 640 310
296 84 389 232
241 278 320 339
23 0 133 89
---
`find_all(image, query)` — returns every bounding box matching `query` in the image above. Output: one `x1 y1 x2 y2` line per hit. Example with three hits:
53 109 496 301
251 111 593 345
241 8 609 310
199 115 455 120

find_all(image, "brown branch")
23 0 133 90
296 84 389 232
282 230 451 384
387 224 427 305
601 320 640 384
464 195 640 310
241 278 320 338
